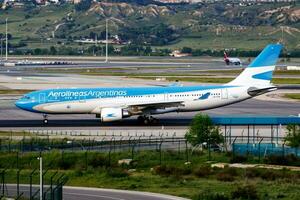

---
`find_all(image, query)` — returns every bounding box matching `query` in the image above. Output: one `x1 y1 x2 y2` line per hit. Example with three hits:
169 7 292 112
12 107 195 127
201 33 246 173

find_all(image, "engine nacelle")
101 107 130 122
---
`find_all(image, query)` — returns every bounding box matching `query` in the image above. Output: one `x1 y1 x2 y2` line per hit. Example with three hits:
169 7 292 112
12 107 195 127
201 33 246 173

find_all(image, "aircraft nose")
15 99 26 109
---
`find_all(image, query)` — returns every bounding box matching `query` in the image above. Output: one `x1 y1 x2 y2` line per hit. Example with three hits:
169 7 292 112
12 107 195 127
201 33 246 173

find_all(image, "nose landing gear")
43 114 48 124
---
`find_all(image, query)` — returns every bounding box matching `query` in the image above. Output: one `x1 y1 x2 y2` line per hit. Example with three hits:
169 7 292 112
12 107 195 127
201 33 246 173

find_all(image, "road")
6 185 189 200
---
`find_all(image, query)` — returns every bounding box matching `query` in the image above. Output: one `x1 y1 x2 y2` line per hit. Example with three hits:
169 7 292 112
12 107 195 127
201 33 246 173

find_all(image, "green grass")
284 93 300 101
163 25 300 50
274 70 300 76
130 76 300 84
0 89 33 95
0 4 299 52
1 150 300 200
272 78 300 85
0 131 32 137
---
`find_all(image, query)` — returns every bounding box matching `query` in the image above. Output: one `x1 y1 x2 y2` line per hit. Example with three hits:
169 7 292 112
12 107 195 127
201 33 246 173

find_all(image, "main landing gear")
43 114 48 124
137 116 159 125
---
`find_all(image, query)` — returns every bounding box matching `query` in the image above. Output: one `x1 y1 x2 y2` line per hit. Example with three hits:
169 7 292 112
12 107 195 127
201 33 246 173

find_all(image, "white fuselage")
33 86 250 115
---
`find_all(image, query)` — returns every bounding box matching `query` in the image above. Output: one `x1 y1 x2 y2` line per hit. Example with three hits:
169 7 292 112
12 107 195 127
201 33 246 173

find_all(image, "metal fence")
0 168 68 200
1 129 299 160
0 136 187 153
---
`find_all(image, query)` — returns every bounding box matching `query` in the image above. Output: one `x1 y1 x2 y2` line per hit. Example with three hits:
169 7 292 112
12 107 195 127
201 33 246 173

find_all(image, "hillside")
0 1 299 55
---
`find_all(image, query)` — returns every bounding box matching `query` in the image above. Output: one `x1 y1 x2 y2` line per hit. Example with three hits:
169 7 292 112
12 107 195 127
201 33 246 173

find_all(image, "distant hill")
0 1 299 55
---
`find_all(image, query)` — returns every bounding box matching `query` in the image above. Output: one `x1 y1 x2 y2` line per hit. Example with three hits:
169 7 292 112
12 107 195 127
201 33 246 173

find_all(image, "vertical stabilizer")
227 44 282 86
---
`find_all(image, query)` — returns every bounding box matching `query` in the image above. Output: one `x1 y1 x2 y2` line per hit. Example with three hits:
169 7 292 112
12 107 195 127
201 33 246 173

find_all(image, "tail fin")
224 52 228 59
227 44 282 86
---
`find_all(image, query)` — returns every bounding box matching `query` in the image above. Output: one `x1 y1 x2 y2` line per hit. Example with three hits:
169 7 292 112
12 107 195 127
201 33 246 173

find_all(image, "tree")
50 46 57 55
285 124 300 148
181 47 192 54
185 114 223 147
75 0 92 11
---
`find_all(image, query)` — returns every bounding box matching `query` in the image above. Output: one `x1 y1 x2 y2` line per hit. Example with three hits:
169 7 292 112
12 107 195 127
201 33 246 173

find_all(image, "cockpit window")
22 95 31 100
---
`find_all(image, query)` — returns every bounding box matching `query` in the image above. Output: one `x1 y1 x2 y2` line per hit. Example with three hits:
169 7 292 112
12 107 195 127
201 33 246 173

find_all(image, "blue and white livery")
15 44 282 124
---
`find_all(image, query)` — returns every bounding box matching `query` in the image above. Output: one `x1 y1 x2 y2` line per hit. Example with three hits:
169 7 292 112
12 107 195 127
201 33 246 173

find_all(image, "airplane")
15 44 282 125
224 51 242 65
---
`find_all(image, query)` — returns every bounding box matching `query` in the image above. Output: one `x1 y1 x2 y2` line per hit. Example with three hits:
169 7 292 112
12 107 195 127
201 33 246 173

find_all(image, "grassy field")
1 150 300 200
162 26 300 50
284 93 300 101
0 4 299 52
0 89 33 95
129 76 300 84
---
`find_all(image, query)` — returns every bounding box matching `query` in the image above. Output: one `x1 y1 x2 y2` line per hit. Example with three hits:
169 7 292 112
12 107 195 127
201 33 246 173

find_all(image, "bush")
193 165 213 178
216 173 235 182
73 168 84 177
231 184 259 200
222 167 239 176
245 168 261 179
261 170 279 181
107 168 129 178
193 190 229 200
264 154 300 166
153 165 191 177
57 158 73 170
230 155 248 163
88 154 109 168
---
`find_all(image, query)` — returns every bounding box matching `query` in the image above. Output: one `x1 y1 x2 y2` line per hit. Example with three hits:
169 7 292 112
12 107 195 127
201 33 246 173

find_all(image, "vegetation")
284 93 300 101
0 150 300 200
0 2 299 55
285 125 300 149
130 76 300 84
0 89 33 95
185 114 224 147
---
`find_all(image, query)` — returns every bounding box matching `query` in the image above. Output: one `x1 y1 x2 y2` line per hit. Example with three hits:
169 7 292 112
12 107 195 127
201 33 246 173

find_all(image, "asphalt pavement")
6 185 189 200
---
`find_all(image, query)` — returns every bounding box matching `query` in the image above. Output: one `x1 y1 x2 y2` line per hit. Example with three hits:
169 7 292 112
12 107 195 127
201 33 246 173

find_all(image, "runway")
0 58 299 130
6 185 188 200
0 98 299 128
0 60 242 73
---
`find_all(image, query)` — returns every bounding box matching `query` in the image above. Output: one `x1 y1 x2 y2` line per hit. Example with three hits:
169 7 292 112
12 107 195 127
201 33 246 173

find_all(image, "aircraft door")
221 89 228 99
39 93 46 103
164 93 169 101
79 94 86 103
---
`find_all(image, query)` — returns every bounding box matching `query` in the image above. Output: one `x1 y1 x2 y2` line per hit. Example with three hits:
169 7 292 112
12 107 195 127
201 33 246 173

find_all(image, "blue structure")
211 116 300 125
233 143 300 157
211 115 300 157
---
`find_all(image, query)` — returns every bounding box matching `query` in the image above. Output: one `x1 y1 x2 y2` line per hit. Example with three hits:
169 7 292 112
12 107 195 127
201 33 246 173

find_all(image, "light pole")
1 37 3 61
105 19 108 63
5 18 8 61
37 157 43 200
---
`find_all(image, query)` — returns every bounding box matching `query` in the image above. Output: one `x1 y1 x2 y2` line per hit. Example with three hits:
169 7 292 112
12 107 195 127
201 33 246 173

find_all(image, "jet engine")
100 108 130 122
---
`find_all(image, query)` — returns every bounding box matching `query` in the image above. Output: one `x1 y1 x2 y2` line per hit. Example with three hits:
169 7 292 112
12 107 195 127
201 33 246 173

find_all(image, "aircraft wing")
126 100 184 113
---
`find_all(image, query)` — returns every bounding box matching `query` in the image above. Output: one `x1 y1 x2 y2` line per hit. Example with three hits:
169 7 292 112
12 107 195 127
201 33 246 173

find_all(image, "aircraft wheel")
143 118 150 125
152 118 159 124
43 114 48 125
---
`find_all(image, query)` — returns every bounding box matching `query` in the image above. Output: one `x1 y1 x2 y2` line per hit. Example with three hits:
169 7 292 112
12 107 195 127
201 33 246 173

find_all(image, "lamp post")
105 19 108 63
5 18 8 61
37 157 43 200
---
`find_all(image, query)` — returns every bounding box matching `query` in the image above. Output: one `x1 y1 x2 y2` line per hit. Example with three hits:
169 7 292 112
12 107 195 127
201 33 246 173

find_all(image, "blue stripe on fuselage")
27 85 236 104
